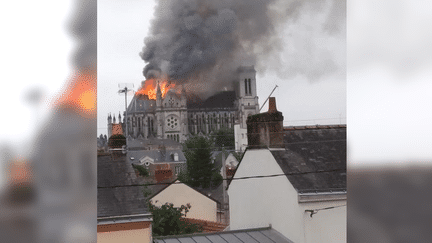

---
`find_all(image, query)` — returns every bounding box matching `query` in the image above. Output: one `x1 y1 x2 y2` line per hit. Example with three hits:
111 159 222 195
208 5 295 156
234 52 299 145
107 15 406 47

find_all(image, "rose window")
166 115 178 129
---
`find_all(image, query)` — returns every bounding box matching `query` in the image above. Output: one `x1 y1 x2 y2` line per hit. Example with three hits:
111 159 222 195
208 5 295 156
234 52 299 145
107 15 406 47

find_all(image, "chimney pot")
268 97 277 113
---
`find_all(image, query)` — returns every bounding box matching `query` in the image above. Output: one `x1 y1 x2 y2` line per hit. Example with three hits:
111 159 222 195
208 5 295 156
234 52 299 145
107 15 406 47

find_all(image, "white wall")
152 183 217 222
300 200 346 243
97 228 151 243
234 124 248 152
228 149 305 243
228 149 347 243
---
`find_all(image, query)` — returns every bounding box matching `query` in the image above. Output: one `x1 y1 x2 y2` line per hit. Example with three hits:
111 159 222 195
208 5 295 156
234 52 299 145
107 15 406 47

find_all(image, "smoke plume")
140 0 345 96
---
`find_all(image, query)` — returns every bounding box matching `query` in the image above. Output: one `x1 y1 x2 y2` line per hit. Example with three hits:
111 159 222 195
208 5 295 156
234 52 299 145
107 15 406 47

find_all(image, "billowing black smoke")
140 0 345 96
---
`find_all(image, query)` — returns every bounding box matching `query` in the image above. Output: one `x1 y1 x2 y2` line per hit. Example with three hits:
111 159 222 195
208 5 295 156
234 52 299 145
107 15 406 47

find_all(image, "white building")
227 98 347 243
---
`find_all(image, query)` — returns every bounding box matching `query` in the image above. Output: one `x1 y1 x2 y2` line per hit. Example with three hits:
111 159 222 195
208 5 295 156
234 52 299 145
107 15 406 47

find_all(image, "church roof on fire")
126 94 156 113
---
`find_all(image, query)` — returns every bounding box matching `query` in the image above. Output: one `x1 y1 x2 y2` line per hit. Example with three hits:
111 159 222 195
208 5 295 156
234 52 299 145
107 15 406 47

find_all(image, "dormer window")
174 153 179 161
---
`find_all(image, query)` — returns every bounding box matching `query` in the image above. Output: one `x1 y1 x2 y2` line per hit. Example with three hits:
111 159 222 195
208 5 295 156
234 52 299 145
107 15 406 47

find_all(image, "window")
175 166 181 175
244 79 248 94
248 79 252 95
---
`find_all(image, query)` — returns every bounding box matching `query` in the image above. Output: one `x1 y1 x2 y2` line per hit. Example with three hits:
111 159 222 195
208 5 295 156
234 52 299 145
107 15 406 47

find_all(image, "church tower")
155 82 163 139
237 66 259 128
107 113 112 138
234 66 260 152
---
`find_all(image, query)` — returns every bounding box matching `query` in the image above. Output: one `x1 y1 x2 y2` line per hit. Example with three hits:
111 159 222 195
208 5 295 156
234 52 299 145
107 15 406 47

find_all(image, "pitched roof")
97 155 148 218
227 125 346 193
127 149 186 164
271 125 346 193
187 91 236 109
127 137 182 150
154 226 294 243
127 94 156 113
148 180 221 205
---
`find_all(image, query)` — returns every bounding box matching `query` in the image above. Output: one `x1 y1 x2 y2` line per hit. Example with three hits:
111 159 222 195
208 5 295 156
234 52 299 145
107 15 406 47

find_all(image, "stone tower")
237 66 259 128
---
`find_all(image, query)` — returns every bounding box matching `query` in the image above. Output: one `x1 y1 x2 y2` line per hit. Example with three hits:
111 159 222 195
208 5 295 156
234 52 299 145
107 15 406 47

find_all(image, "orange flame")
136 78 176 100
52 67 97 118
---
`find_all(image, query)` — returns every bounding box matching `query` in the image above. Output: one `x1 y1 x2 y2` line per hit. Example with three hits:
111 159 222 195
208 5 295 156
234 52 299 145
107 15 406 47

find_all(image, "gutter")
298 191 346 203
97 213 152 225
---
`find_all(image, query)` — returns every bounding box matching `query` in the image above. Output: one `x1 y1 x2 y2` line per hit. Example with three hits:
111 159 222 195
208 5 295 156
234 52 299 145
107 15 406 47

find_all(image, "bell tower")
237 66 259 129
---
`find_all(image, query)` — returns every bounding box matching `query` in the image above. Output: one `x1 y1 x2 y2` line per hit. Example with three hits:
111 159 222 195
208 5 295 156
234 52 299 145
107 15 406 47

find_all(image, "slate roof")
194 183 224 207
97 155 148 218
154 226 294 243
270 125 346 193
127 149 187 164
187 91 236 109
127 94 156 113
127 138 182 150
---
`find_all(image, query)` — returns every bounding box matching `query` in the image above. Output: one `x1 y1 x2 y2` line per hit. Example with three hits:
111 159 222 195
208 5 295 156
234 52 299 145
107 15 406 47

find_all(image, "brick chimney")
246 97 284 149
268 97 277 113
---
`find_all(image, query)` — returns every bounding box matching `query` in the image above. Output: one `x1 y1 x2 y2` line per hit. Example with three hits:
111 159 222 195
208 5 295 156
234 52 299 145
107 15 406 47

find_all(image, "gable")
150 181 218 222
139 156 154 165
150 181 218 205
225 153 239 167
163 91 181 108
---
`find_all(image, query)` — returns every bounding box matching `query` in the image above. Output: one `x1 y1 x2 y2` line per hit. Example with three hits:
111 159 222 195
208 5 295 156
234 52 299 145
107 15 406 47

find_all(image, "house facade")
228 98 347 243
150 180 220 222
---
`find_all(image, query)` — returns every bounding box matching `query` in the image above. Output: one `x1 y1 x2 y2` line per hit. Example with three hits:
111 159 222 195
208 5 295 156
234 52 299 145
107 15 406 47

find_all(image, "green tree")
108 134 126 148
148 201 202 237
182 135 221 188
232 151 244 163
133 164 150 177
211 127 234 150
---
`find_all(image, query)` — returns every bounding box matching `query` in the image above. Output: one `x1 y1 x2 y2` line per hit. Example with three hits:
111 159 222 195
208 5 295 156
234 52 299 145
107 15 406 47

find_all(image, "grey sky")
97 0 346 136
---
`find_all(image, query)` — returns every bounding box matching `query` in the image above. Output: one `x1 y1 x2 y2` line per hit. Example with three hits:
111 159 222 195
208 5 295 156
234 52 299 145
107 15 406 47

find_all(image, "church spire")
157 81 162 97
156 81 162 108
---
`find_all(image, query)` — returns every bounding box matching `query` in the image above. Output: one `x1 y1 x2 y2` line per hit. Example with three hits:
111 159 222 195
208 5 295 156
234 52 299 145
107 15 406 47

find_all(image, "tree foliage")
108 134 126 148
133 164 150 177
148 201 202 237
211 127 234 150
232 151 244 163
182 136 221 188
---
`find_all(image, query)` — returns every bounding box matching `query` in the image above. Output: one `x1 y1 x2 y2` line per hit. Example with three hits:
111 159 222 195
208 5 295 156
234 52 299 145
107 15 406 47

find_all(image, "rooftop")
127 149 186 165
97 155 148 218
271 125 347 193
187 91 236 110
154 226 294 243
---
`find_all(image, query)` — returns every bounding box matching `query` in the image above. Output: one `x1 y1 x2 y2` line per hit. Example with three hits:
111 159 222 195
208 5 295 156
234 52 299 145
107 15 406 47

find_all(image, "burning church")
108 65 259 151
105 0 291 150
